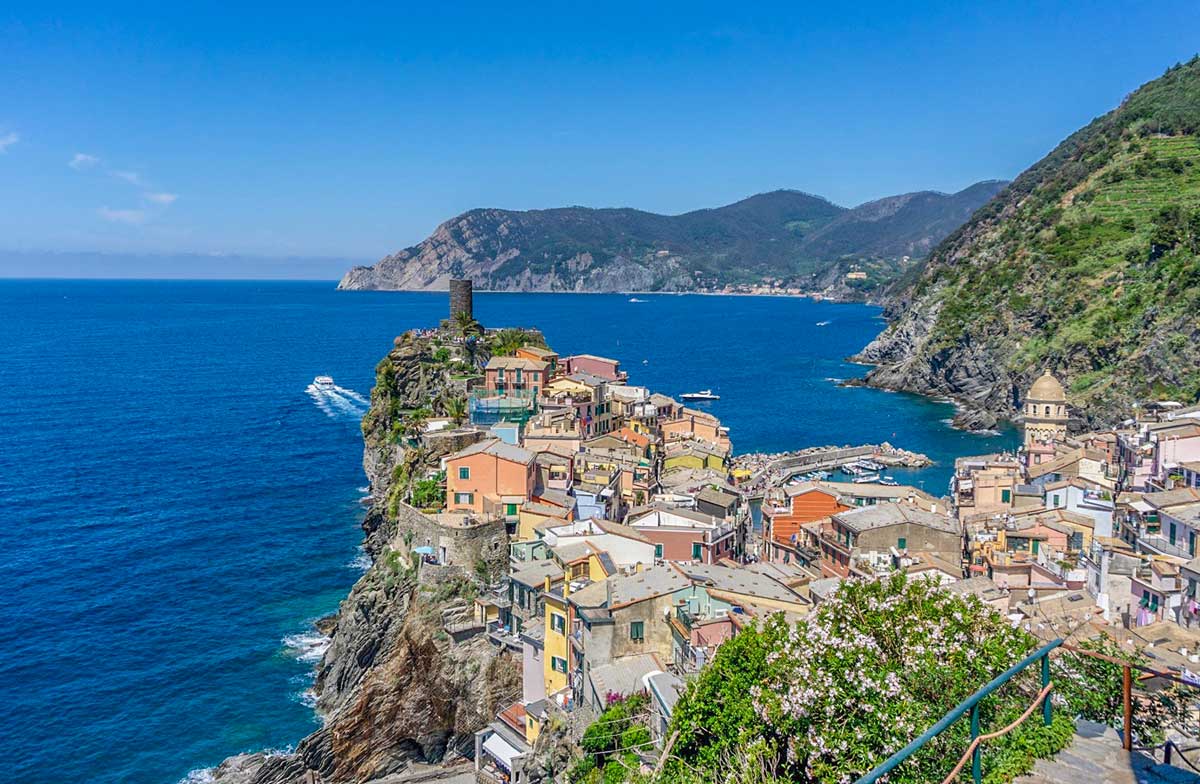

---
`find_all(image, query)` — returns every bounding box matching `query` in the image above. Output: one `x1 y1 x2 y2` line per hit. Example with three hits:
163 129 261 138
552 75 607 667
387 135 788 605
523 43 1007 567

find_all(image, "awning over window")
482 732 522 771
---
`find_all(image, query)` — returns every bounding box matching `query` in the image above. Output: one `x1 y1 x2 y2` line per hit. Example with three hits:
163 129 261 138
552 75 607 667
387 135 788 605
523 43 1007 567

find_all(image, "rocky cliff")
859 58 1200 430
337 184 1005 295
209 329 519 784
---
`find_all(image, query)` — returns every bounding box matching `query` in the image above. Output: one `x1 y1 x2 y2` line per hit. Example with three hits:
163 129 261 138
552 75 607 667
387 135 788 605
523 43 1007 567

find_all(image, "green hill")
337 183 1005 295
859 56 1200 429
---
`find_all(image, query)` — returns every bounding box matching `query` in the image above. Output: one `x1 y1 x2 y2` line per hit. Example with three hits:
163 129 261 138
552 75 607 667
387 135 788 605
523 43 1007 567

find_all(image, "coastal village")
375 283 1200 783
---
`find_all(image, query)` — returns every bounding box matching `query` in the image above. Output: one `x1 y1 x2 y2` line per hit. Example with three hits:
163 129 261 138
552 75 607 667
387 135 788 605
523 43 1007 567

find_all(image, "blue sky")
1 2 1198 270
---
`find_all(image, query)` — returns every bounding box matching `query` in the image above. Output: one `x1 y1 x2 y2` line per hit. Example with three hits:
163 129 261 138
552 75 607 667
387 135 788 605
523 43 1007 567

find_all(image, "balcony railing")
1138 533 1195 560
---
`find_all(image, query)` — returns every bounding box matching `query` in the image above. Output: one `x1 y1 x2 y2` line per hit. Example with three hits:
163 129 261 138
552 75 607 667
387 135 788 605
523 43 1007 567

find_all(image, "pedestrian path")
1015 721 1200 784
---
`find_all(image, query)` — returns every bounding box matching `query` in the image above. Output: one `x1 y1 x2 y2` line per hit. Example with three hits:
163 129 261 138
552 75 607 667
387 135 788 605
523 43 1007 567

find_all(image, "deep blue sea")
0 281 1017 784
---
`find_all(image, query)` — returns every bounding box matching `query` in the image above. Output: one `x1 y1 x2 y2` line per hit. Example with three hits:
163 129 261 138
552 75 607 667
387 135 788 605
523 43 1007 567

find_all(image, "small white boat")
853 473 881 484
314 375 335 390
681 389 720 401
629 297 646 303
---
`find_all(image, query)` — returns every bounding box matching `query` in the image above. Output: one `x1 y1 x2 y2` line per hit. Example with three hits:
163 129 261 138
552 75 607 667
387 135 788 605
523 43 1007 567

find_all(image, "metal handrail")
939 682 1055 784
854 639 1062 784
1163 740 1200 774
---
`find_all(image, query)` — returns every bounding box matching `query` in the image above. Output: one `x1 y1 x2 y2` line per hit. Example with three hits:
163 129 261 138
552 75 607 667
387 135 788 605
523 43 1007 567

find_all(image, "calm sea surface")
0 280 1017 784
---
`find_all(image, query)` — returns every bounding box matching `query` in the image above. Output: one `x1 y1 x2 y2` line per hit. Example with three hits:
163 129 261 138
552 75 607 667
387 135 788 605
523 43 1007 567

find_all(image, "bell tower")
1023 370 1068 450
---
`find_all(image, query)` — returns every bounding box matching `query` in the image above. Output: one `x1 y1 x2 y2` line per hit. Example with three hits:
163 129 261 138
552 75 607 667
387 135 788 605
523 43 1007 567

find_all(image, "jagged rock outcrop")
209 329 520 784
337 185 1005 295
859 57 1200 429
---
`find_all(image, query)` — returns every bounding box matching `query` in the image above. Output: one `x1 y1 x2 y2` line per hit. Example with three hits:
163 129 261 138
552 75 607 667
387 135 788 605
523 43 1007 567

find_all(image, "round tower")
449 279 473 322
1023 370 1068 449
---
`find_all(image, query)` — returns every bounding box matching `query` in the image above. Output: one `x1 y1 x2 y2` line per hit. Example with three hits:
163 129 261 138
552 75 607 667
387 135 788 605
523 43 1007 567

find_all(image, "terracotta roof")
485 356 549 371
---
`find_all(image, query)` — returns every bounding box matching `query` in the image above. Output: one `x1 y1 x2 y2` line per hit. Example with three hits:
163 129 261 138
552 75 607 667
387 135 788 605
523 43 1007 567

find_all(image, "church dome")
1028 370 1066 402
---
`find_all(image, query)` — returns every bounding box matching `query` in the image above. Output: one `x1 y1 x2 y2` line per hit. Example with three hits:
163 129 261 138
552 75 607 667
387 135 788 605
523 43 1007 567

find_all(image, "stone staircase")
1016 721 1200 784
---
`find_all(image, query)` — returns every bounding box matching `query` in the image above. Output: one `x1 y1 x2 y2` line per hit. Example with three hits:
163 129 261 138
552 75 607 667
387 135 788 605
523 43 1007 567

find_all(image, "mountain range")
337 182 1006 296
859 56 1200 428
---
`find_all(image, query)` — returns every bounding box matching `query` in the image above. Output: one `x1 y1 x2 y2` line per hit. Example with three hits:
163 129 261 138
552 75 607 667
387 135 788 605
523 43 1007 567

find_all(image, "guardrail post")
970 703 982 784
1041 651 1052 726
1122 664 1133 751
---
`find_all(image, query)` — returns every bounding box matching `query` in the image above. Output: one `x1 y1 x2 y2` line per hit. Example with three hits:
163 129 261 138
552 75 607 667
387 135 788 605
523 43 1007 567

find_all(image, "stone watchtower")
449 279 473 322
1022 370 1068 450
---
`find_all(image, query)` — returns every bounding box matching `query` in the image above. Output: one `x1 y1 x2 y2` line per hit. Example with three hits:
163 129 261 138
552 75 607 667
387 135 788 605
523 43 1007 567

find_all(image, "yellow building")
663 442 726 472
517 502 569 542
542 577 572 696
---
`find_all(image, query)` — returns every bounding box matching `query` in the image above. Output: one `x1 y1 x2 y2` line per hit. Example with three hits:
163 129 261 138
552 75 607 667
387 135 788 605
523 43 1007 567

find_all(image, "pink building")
484 356 551 396
560 354 627 383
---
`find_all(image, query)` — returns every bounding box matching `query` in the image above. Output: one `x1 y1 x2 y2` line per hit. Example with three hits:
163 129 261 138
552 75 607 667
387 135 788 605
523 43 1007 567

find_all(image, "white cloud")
112 169 147 187
98 207 147 225
144 192 178 205
69 153 100 170
0 132 18 153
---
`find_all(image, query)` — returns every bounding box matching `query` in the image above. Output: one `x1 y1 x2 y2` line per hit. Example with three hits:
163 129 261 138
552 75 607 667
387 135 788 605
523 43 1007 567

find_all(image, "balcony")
1138 534 1195 560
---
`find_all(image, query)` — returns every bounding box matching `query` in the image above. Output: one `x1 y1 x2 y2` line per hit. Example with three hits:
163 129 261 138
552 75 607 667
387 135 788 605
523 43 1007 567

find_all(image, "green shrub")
667 574 1074 783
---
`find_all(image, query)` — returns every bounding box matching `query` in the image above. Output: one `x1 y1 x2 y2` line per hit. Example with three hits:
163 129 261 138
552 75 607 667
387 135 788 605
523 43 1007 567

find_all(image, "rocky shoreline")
205 330 519 784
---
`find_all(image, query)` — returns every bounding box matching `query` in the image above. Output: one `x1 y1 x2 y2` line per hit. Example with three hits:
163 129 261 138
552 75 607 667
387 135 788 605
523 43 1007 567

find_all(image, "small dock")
735 443 931 499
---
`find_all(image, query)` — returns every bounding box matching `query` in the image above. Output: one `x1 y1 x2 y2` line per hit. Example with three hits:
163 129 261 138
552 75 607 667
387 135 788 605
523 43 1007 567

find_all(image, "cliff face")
337 185 1004 295
860 58 1200 429
210 330 519 784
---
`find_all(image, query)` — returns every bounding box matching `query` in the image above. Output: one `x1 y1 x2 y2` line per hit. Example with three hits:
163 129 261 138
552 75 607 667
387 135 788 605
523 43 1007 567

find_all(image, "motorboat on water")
314 375 335 390
680 389 720 401
629 297 647 303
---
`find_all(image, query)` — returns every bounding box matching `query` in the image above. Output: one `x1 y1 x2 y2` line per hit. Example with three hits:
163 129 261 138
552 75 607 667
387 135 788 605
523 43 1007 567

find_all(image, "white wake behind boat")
681 389 720 401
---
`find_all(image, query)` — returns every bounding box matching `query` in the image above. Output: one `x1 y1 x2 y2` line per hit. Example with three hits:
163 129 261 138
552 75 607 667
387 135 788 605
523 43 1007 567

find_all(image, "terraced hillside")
860 57 1200 429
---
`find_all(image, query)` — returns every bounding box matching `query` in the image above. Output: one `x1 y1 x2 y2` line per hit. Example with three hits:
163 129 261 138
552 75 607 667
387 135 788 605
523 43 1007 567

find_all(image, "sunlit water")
0 281 1016 784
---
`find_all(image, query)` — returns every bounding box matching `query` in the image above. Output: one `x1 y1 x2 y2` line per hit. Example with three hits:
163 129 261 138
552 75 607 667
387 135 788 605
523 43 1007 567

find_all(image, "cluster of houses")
399 332 783 781
409 302 1200 783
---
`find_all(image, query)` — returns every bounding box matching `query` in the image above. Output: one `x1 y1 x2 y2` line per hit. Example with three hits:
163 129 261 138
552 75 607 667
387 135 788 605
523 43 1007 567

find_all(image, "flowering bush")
668 574 1075 783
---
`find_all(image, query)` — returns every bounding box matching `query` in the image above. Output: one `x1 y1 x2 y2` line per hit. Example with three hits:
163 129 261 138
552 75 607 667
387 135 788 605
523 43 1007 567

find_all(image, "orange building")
762 484 851 563
444 439 536 516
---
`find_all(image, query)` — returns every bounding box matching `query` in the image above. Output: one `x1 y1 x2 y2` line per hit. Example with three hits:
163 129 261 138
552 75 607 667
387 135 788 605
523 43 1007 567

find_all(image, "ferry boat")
680 389 720 401
314 375 335 390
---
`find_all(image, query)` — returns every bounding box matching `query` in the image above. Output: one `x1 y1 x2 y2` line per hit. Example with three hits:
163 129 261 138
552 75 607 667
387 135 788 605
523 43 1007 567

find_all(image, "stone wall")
394 502 508 578
423 427 486 462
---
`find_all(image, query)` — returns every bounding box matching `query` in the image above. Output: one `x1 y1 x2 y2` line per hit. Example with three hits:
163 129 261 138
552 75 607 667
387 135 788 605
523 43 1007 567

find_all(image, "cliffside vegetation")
337 184 1004 296
862 56 1200 427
